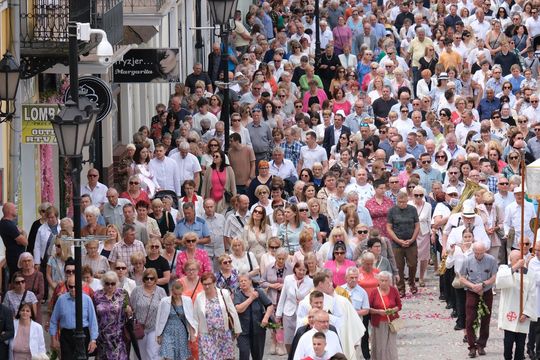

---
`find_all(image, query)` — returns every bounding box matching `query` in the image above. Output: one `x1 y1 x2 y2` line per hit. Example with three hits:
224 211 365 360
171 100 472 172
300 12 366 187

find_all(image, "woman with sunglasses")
93 271 132 360
488 142 507 172
298 203 322 244
324 241 356 287
120 175 151 206
130 252 146 286
278 204 304 254
175 232 212 278
202 150 237 213
114 260 136 295
17 252 44 320
242 205 272 264
27 202 51 257
130 268 167 360
215 254 239 293
3 272 38 321
144 238 171 294
503 149 522 179
193 272 241 360
490 109 510 139
330 66 349 96
318 226 354 261
408 186 432 287
432 150 449 172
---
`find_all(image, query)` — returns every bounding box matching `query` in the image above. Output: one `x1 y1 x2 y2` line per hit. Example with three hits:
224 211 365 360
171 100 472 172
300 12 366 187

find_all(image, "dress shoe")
451 310 458 318
411 286 418 294
468 349 476 358
439 295 446 301
477 347 486 356
454 324 465 330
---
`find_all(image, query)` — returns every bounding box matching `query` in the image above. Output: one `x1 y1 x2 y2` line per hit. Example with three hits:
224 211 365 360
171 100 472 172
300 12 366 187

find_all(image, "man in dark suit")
0 302 14 359
207 42 223 86
323 110 351 157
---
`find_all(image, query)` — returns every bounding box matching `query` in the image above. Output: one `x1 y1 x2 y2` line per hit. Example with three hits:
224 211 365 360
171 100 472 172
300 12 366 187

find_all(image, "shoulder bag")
217 169 233 203
377 288 403 333
219 289 235 331
247 250 261 287
133 291 155 339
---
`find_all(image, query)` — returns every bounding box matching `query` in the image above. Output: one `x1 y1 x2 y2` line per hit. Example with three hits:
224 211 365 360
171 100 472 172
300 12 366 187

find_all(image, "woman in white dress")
131 145 159 197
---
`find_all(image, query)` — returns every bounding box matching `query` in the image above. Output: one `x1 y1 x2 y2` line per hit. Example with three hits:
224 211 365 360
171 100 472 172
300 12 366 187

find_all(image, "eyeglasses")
150 245 160 249
518 120 528 124
269 246 280 250
202 282 214 287
299 208 309 212
436 155 446 159
421 160 430 164
492 115 501 119
357 230 368 234
116 266 127 270
535 128 540 132
448 172 458 175
87 174 98 177
509 156 519 160
503 86 511 89
334 251 345 255
389 181 399 184
209 143 220 147
222 260 232 265
65 269 75 274
499 182 509 185
414 194 424 198
143 277 156 282
68 285 76 289
185 239 197 243
15 280 25 284
55 244 62 248
253 209 264 215
485 202 493 206
129 181 140 185
531 100 539 103
295 105 303 108
407 185 415 189
104 282 116 286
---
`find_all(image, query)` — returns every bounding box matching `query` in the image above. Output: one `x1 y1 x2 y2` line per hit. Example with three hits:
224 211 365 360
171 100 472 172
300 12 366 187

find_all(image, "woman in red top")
201 149 236 213
357 252 380 298
368 271 402 360
364 179 394 239
119 175 151 206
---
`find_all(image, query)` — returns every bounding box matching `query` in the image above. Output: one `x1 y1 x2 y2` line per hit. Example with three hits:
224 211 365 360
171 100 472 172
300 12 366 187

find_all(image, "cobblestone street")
263 268 506 359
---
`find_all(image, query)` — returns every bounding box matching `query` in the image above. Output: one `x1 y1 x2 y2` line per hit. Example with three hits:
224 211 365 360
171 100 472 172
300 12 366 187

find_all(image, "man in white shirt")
504 186 535 250
319 20 333 49
388 142 414 173
81 168 108 207
269 147 298 185
298 131 328 173
455 110 480 145
494 175 514 209
445 204 491 250
149 143 182 196
523 95 540 120
192 98 218 132
293 310 342 360
442 133 467 159
169 141 202 191
345 168 374 206
470 9 491 40
526 8 540 37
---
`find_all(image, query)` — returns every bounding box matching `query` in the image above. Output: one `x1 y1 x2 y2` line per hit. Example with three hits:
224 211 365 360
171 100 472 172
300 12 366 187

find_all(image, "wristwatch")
481 282 486 289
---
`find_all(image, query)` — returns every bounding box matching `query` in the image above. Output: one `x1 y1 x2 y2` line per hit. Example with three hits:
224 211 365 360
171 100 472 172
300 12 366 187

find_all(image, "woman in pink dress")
324 241 355 287
201 149 236 213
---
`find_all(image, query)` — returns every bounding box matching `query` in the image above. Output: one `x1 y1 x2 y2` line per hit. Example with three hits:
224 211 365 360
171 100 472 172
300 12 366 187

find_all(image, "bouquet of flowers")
472 295 490 333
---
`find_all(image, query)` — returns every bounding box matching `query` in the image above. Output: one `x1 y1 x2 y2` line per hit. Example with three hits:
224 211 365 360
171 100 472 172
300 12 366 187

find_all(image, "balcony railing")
123 0 164 13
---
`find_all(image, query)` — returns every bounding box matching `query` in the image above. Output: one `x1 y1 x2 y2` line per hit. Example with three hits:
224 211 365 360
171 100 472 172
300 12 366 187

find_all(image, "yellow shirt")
438 50 462 70
408 37 433 68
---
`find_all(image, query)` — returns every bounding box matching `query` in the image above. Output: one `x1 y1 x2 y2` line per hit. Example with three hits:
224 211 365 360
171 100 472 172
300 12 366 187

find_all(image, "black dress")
145 255 171 294
316 53 341 96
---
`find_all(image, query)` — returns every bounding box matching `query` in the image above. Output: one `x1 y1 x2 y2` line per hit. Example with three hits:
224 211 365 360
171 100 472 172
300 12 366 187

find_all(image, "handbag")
247 250 261 287
219 289 235 331
217 169 233 203
132 291 155 340
378 288 403 333
452 274 464 289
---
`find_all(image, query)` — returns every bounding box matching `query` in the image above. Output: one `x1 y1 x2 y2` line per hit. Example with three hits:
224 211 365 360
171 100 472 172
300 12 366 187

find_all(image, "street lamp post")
208 0 239 152
49 20 99 360
0 51 21 121
315 0 321 59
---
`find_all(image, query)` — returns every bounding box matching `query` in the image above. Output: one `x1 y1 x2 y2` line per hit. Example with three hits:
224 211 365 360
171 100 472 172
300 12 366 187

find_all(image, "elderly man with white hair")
169 141 202 190
459 242 498 358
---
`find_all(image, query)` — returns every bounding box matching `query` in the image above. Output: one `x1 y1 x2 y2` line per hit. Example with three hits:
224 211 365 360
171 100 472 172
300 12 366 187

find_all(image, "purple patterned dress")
93 288 129 360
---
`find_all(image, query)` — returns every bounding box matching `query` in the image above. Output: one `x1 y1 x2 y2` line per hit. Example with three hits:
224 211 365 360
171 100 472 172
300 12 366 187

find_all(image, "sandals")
411 286 418 294
419 280 426 287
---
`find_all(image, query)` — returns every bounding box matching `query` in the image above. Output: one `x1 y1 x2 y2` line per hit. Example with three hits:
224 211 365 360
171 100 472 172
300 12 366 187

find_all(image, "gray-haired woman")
93 271 132 360
368 271 402 360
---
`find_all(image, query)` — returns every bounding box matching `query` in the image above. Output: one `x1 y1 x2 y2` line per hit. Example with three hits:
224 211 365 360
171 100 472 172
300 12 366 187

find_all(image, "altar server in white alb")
496 250 537 360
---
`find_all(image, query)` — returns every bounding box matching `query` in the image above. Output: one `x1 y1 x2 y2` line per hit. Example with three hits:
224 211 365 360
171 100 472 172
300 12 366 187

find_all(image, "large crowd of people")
3 0 540 359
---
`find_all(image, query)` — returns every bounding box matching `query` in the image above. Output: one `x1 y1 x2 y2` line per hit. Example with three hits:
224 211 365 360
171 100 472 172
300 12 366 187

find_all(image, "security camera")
98 56 113 65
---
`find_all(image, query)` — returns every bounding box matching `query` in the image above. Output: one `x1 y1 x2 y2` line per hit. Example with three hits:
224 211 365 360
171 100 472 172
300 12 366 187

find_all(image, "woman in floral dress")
156 281 196 360
93 271 131 360
193 272 241 360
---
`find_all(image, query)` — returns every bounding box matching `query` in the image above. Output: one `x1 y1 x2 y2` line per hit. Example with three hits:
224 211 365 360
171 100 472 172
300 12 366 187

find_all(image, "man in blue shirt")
477 87 501 120
174 202 211 249
49 277 98 358
414 153 442 193
340 266 370 360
